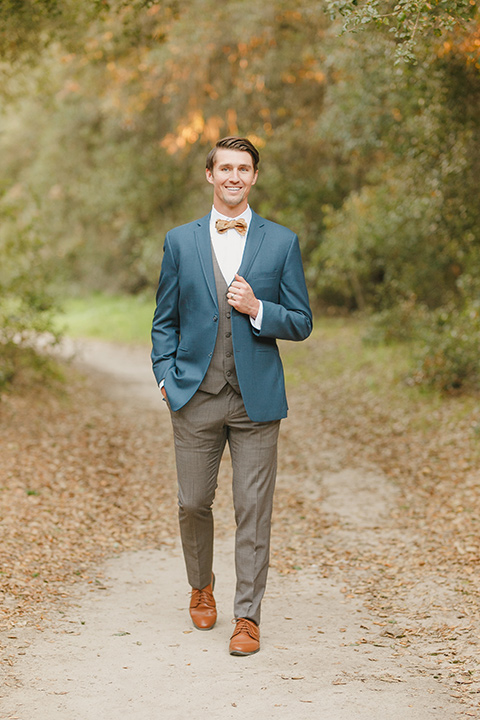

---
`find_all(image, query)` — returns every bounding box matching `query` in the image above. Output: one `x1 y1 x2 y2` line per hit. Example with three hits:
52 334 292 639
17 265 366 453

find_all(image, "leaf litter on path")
2 330 480 714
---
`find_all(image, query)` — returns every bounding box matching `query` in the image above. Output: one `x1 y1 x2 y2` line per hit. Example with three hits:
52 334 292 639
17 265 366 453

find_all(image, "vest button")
226 352 232 358
225 332 231 338
226 371 232 377
226 312 231 319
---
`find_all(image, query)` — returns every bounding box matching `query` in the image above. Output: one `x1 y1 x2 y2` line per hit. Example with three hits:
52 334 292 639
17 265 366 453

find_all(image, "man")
151 136 312 656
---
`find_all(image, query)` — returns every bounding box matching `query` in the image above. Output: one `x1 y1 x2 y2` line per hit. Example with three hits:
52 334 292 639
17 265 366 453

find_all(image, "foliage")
0 1 84 60
310 6 480 389
325 0 479 62
1 1 335 295
362 296 431 344
1 0 480 392
313 28 480 312
0 185 60 388
0 1 161 59
361 278 480 393
410 278 480 392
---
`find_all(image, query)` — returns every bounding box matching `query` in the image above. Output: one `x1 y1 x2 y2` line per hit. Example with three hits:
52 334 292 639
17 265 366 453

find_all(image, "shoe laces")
232 618 258 638
190 587 215 609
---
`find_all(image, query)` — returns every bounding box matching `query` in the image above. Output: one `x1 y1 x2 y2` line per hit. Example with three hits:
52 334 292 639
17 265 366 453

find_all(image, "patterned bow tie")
215 218 248 236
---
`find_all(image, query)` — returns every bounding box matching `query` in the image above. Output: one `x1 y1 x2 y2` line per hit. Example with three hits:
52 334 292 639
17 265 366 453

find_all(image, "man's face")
206 148 258 217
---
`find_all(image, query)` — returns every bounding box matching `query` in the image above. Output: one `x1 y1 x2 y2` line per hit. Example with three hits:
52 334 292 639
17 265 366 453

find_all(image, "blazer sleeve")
151 234 180 385
253 234 312 342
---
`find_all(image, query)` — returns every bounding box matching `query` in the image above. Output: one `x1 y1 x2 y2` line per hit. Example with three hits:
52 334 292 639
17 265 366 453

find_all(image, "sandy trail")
1 339 459 719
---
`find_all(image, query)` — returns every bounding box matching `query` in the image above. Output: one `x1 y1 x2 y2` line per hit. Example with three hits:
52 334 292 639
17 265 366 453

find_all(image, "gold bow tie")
215 218 248 236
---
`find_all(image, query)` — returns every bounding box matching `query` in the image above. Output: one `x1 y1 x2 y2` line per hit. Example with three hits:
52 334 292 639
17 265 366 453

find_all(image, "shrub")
363 296 431 345
0 187 60 389
410 297 480 393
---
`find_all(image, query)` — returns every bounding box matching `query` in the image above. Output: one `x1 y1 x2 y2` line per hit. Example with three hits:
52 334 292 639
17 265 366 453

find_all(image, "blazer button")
213 315 218 322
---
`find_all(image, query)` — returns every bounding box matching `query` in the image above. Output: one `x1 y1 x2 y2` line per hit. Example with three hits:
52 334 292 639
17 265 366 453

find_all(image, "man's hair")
206 136 260 173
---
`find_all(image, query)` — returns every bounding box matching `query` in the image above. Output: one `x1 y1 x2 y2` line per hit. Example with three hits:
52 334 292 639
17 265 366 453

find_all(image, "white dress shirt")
210 205 263 329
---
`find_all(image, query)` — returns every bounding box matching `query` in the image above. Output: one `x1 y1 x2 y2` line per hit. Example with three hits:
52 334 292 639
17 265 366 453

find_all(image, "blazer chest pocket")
249 271 280 298
249 271 279 280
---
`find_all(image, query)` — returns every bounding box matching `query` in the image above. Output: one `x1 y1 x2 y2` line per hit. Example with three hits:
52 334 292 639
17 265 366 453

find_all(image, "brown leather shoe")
229 618 260 656
189 575 216 630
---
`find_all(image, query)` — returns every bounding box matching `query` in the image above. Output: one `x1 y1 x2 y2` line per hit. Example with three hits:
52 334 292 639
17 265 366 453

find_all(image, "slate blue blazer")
151 210 313 422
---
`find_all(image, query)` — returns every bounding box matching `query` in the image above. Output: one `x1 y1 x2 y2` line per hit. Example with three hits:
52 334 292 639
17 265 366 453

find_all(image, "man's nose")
230 169 240 182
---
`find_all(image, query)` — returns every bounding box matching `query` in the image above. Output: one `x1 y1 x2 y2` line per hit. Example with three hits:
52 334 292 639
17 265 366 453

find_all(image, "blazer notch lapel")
238 211 266 278
194 215 218 307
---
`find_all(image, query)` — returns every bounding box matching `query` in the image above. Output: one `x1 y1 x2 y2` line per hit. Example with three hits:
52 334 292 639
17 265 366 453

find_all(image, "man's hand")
228 274 260 319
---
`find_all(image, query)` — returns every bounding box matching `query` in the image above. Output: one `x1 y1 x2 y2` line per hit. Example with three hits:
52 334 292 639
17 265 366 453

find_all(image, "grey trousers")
169 384 280 626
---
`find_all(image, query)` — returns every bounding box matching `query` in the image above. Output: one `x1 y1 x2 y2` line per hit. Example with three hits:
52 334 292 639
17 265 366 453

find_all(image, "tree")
325 0 479 62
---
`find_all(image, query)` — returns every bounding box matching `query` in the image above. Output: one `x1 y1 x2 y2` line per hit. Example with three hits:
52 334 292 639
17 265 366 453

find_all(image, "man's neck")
212 201 249 218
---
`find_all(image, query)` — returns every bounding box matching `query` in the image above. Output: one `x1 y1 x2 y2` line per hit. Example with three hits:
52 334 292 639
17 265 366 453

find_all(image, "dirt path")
0 339 464 719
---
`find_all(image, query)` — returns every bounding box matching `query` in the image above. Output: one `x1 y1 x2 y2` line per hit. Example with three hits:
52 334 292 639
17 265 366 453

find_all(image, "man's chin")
222 192 245 208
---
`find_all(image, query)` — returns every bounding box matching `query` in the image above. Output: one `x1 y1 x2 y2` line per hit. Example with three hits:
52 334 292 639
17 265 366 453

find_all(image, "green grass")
282 317 414 388
280 317 469 434
55 293 155 344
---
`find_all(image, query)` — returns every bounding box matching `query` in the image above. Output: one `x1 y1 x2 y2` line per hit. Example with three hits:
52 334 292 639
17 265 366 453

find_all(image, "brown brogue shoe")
189 575 216 630
229 618 260 656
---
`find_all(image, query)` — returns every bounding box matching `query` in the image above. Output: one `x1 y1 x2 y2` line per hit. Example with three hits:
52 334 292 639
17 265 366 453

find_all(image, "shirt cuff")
250 300 263 330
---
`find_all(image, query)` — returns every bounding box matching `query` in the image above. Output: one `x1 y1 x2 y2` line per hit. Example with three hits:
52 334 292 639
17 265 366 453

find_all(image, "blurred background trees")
1 0 480 389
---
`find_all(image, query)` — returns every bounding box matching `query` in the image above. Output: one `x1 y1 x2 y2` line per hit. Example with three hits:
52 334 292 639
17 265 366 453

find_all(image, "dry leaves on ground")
2 330 480 713
274 332 480 713
0 375 178 633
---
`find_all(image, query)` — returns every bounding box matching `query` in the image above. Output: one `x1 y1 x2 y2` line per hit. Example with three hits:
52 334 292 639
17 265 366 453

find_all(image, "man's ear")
252 170 259 186
206 168 214 185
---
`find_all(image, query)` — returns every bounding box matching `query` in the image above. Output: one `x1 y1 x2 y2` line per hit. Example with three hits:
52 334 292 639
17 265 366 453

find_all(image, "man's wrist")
250 300 263 330
159 379 167 401
249 299 260 320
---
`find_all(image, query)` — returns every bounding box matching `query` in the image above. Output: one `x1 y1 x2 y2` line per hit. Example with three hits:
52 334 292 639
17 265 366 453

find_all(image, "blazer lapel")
238 210 266 278
194 213 218 307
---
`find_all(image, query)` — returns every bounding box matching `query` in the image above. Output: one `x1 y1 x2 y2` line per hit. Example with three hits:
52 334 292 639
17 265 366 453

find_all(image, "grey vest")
199 247 241 395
